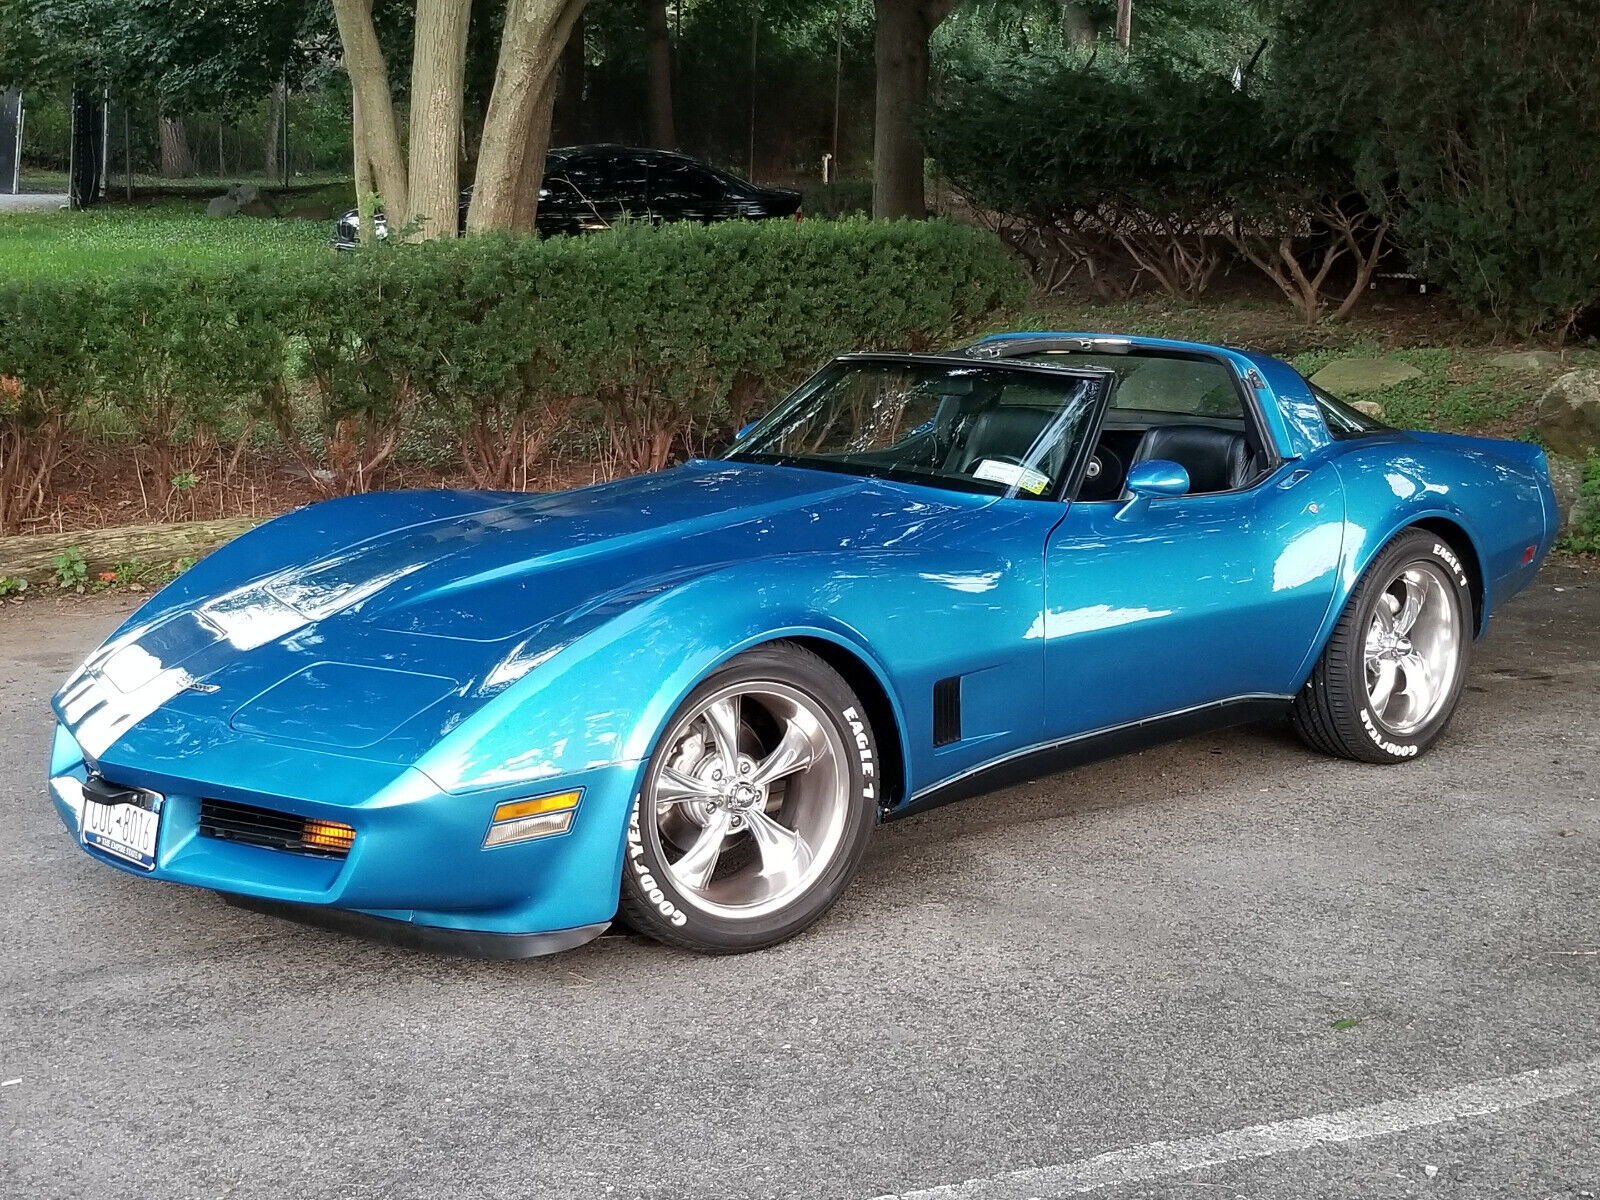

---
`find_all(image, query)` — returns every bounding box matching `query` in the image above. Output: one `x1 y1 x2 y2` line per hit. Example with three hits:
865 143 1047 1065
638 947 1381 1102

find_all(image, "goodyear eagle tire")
1292 530 1472 763
619 643 880 953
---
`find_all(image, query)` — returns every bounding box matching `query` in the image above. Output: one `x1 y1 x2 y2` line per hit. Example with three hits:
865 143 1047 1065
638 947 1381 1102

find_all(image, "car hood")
54 462 986 764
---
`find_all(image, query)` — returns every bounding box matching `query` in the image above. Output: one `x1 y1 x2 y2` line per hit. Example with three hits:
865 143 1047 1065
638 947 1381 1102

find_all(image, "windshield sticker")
972 459 1050 495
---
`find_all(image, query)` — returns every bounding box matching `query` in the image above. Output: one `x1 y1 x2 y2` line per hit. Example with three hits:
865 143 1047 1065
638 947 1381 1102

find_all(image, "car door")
1040 362 1345 739
552 149 652 227
649 157 741 224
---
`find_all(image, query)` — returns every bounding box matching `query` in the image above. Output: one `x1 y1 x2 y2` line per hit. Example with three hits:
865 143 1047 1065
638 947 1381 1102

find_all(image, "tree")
644 0 674 147
324 0 587 237
407 0 473 241
158 115 193 177
331 0 409 226
871 0 957 218
465 0 588 231
0 0 319 181
1274 0 1600 332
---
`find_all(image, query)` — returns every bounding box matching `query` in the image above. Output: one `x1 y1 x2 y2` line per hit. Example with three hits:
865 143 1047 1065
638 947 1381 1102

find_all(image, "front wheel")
1292 530 1472 763
619 643 879 953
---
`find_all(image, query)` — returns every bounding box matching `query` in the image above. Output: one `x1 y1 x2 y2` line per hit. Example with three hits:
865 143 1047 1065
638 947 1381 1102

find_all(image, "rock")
1423 1164 1439 1179
1546 454 1592 536
239 196 277 218
205 183 267 219
1309 357 1423 393
1351 400 1385 420
1490 350 1562 371
1536 370 1600 458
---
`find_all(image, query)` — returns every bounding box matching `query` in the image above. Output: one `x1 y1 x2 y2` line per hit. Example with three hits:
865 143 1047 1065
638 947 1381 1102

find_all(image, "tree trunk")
466 0 588 233
1061 3 1096 47
406 0 473 241
0 518 259 584
645 0 674 148
158 116 192 178
871 0 954 219
511 71 560 228
351 85 377 243
264 80 285 177
330 0 409 223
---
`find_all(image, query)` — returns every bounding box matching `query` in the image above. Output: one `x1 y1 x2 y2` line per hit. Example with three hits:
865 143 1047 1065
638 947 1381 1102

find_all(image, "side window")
560 153 650 208
1108 357 1245 418
539 175 582 205
651 161 726 204
1019 351 1245 419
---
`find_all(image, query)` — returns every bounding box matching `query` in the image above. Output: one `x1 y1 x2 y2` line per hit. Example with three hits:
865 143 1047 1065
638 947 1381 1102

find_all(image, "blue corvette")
48 333 1557 956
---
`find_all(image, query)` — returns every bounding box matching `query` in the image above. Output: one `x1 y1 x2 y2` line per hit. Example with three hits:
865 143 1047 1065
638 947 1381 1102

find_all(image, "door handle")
1278 469 1312 490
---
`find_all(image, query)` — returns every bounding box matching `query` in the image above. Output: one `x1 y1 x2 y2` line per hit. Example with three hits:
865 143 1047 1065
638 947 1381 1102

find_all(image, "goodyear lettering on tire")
627 803 687 926
1359 707 1420 758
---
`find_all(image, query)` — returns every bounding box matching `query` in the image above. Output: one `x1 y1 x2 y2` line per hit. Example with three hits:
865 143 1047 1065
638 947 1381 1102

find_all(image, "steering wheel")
1079 444 1125 501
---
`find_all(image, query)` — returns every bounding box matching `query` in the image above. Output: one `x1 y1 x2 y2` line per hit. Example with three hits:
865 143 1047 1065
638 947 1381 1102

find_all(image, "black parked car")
333 144 802 248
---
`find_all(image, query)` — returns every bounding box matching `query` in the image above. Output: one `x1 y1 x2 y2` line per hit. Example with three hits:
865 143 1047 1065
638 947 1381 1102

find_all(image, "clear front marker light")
483 790 582 848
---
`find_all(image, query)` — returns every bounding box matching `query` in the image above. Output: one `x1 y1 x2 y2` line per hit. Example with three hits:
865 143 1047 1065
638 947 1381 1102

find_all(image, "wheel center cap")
728 781 761 809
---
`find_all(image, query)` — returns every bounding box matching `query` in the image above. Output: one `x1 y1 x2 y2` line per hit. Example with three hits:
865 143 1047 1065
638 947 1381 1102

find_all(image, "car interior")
1009 350 1274 501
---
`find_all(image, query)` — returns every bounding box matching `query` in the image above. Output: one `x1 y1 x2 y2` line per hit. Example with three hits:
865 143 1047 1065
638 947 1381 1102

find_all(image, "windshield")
1310 382 1392 439
727 358 1106 499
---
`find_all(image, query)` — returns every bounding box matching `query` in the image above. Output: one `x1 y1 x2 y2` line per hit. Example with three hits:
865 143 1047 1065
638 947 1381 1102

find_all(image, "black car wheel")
618 642 878 953
1292 529 1472 763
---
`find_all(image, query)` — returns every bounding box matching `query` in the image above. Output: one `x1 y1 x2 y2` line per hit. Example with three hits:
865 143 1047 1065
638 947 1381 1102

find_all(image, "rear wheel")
1292 530 1472 763
619 643 878 953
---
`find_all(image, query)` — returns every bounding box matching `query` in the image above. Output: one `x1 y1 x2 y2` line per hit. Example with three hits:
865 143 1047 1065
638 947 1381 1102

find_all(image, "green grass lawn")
0 202 333 280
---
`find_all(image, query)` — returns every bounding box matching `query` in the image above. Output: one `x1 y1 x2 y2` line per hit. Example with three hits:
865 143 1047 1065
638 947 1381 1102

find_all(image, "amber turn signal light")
484 790 582 848
301 817 356 853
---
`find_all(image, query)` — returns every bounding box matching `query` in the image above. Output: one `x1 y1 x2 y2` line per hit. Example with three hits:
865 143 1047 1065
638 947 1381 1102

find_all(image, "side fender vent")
932 676 962 747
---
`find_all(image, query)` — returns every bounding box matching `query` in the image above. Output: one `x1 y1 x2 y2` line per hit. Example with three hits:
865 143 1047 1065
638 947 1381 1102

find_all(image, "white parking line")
870 1056 1600 1199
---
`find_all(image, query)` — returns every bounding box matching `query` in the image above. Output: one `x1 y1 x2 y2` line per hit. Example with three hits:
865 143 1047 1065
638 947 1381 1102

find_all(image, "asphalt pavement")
2 564 1597 1200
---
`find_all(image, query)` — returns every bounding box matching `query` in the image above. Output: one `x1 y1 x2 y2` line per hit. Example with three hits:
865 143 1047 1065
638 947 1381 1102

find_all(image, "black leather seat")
1130 424 1258 494
950 406 1067 481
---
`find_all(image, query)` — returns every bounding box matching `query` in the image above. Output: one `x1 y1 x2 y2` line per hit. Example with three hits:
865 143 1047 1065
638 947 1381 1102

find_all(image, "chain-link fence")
7 87 355 199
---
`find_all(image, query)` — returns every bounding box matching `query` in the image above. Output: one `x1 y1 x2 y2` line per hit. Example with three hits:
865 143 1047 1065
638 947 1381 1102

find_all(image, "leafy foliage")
52 546 89 591
0 0 320 110
927 58 1272 300
0 220 1024 523
1559 457 1600 554
1273 0 1600 334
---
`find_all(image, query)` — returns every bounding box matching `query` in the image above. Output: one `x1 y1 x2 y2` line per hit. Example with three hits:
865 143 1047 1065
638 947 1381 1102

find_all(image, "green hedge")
0 218 1026 529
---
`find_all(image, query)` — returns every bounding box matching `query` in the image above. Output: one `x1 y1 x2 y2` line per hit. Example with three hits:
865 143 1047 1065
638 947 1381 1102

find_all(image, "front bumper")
48 723 640 957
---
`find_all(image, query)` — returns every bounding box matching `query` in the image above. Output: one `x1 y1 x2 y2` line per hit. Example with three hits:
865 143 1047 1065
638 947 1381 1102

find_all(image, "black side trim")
218 894 610 960
888 695 1291 821
933 676 963 746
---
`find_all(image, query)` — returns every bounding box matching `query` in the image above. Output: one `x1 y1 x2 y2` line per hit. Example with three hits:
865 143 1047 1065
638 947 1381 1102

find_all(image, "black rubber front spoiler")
219 893 610 960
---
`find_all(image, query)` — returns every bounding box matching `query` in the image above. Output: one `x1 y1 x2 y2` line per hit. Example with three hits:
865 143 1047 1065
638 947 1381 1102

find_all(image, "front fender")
413 556 919 801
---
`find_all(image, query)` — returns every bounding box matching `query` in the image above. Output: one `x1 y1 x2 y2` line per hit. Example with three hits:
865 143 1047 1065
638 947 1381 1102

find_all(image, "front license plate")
81 797 161 870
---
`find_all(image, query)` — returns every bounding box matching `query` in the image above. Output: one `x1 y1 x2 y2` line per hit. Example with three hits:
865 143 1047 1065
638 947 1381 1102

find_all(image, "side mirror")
1116 459 1189 521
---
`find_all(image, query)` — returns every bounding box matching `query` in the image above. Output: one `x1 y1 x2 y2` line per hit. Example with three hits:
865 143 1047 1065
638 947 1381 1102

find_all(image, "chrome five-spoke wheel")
1292 529 1473 763
650 682 849 919
1363 561 1463 737
619 643 879 952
